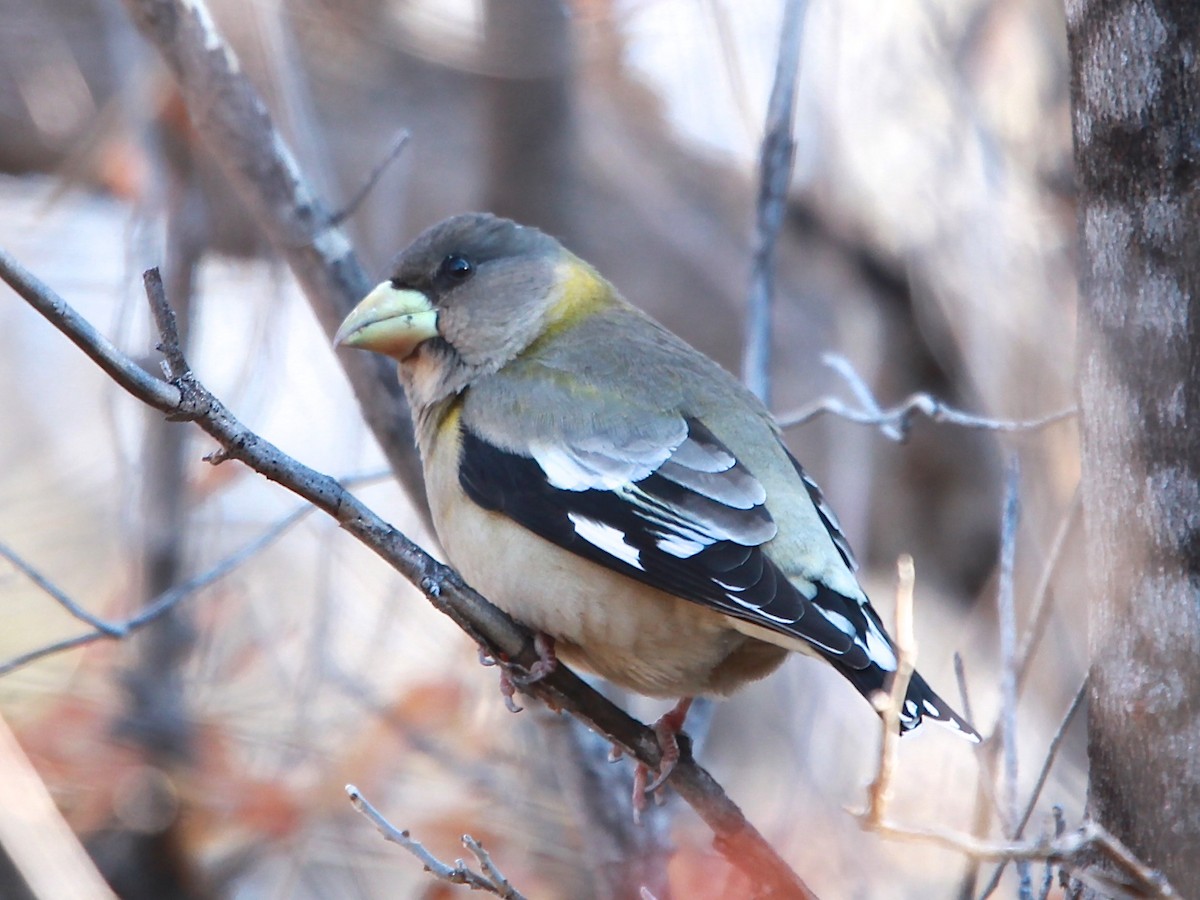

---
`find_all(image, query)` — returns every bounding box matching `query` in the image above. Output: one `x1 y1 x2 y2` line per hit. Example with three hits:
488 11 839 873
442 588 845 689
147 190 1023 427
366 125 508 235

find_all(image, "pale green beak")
334 283 439 360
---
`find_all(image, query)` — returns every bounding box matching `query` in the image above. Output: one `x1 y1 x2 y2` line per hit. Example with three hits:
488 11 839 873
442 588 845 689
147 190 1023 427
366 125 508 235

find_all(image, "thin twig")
977 677 1088 899
145 268 188 380
869 819 1174 897
777 353 1077 439
953 652 974 728
996 459 1030 894
996 468 1022 810
865 555 917 827
743 0 807 404
1014 678 1087 843
1015 489 1082 693
462 835 523 900
0 543 126 636
327 130 410 229
0 257 818 899
0 248 181 410
0 505 311 678
959 489 1082 899
346 786 527 900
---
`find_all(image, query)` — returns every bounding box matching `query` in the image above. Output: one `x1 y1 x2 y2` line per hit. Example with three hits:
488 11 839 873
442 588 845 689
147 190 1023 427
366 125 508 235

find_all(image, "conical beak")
334 283 439 360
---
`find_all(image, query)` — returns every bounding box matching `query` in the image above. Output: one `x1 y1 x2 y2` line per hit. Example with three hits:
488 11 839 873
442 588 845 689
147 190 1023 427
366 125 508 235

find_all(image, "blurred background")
0 0 1085 897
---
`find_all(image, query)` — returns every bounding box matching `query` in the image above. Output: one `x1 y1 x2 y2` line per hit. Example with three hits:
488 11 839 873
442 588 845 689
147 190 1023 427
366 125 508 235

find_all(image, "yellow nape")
545 257 614 335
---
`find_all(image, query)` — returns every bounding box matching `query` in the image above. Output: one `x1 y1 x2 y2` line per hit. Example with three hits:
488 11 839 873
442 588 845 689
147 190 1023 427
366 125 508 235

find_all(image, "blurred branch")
862 635 1164 895
117 0 429 520
0 503 310 679
0 711 119 900
535 709 672 900
777 353 1077 439
0 255 819 899
977 677 1088 900
960 482 1081 898
347 786 526 900
327 130 410 229
864 482 1153 897
1015 488 1081 692
994 461 1031 895
868 819 1174 898
863 554 917 828
743 0 806 405
0 542 126 636
119 128 207 763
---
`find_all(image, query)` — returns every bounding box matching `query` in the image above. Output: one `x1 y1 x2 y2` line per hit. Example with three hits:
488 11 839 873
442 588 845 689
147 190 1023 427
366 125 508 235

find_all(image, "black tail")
834 661 981 742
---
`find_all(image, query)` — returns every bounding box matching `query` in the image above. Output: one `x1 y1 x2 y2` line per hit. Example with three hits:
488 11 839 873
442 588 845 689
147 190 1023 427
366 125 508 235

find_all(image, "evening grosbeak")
335 213 979 782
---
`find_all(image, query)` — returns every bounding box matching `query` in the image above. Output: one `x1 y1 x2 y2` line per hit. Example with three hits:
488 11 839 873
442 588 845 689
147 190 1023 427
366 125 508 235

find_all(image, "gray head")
335 213 604 407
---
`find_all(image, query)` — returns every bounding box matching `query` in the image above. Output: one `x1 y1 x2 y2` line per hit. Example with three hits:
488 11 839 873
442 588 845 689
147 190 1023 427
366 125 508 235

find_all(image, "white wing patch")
819 608 858 637
860 622 898 670
534 444 665 491
531 421 688 492
655 533 708 558
567 513 644 570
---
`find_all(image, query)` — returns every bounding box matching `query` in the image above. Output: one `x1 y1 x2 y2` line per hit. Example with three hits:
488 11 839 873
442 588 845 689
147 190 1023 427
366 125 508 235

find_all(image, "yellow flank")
543 257 614 337
433 394 464 440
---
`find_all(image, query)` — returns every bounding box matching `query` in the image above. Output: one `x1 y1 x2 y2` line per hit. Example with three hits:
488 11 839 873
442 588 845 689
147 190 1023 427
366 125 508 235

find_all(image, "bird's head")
335 214 610 405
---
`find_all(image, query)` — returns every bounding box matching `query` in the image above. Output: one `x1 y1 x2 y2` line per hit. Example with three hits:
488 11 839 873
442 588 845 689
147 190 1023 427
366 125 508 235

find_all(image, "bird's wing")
457 411 881 671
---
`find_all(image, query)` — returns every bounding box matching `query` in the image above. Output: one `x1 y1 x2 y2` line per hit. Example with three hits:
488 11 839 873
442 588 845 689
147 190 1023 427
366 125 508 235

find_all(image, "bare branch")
462 835 524 900
144 268 188 381
864 554 917 827
777 353 1077 439
868 819 1174 897
743 0 807 404
0 248 180 412
1015 488 1081 692
977 677 1088 899
0 542 126 636
118 0 428 515
958 488 1082 898
0 712 119 900
996 463 1022 815
0 256 818 899
1014 678 1087 841
327 130 410 229
346 785 527 900
0 505 310 678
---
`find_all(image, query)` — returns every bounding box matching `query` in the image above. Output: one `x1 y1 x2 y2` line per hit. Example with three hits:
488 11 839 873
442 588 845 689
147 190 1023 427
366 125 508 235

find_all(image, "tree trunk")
1066 0 1200 894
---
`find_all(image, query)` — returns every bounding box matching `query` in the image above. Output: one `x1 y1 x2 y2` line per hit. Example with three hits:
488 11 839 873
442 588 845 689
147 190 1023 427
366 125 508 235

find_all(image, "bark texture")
1066 0 1200 893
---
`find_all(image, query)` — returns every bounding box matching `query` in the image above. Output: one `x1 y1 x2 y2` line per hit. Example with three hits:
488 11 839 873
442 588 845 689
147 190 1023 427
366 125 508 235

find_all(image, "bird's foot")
513 632 558 684
630 697 694 822
488 633 558 715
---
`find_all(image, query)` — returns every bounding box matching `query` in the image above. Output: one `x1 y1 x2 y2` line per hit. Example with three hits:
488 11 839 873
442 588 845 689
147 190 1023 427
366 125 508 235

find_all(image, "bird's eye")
437 254 474 284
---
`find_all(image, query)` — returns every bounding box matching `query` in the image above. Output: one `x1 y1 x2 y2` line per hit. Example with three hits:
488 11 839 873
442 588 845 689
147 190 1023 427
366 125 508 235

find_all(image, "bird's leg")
631 696 695 820
488 633 558 715
515 632 558 683
645 696 693 791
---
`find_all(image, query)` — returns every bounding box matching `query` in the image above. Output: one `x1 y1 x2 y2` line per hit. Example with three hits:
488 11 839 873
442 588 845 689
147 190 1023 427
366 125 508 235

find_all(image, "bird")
334 213 979 797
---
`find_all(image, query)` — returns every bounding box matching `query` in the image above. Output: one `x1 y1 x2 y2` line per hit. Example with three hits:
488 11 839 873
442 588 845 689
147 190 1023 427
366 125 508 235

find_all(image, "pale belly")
432 479 787 697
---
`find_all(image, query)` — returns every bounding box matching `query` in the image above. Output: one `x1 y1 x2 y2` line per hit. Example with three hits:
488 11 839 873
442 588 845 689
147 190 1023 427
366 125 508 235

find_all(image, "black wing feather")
459 424 869 666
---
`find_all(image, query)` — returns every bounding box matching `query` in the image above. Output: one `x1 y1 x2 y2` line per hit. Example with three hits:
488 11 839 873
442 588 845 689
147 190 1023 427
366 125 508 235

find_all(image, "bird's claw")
491 634 557 714
498 668 524 713
511 632 558 685
628 697 694 821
